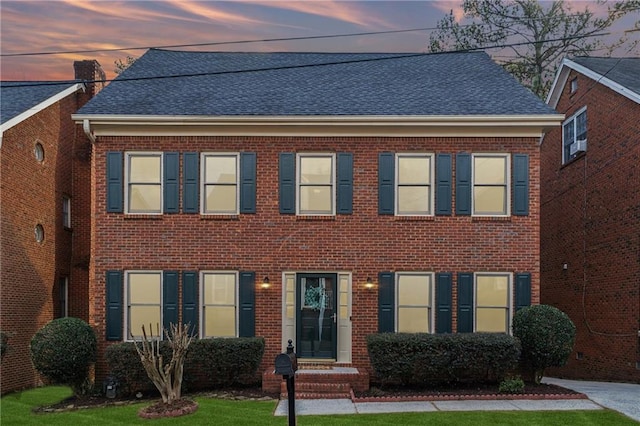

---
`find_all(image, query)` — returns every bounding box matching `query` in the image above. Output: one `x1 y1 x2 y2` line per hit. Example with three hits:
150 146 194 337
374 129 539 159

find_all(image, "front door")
296 273 338 359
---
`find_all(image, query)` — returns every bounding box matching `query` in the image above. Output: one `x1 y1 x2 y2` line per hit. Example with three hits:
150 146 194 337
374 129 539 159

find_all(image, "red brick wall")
541 69 640 382
89 135 541 380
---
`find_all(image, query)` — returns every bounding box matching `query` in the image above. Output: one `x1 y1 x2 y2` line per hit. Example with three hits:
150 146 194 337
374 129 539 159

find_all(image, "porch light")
364 277 375 290
261 276 271 289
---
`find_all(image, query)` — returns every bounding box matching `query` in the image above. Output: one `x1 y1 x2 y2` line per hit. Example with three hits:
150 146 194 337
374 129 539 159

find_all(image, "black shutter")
513 154 529 216
183 152 199 213
435 154 452 215
105 271 123 340
336 152 353 214
106 152 123 213
378 153 394 215
515 273 532 311
378 272 395 332
163 153 179 213
279 153 295 214
436 273 452 333
163 271 179 332
240 152 257 213
457 273 474 332
456 153 471 215
182 271 199 337
238 272 255 337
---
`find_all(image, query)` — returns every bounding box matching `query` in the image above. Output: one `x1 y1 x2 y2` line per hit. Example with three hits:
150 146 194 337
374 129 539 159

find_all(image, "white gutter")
82 119 96 143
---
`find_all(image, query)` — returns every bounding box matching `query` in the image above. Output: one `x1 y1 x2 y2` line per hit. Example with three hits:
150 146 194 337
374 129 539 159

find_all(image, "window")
473 154 509 216
34 142 44 162
297 153 334 215
201 153 238 214
125 153 162 214
58 277 68 318
396 154 433 215
126 271 162 339
562 107 587 164
570 78 578 94
475 273 511 333
62 196 71 228
201 272 237 337
34 224 44 243
396 273 433 333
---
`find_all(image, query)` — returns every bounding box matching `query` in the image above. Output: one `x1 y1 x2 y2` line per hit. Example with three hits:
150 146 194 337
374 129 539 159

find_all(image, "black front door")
296 273 338 359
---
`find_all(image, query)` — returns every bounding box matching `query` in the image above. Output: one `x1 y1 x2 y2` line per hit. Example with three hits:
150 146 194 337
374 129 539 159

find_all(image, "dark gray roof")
571 57 640 95
1 81 79 125
77 49 556 116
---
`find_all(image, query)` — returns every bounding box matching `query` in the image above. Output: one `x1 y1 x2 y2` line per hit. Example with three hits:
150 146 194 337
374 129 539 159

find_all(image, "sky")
1 0 638 81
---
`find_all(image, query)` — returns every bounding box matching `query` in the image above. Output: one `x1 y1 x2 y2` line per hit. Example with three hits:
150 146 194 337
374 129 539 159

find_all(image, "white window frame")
296 153 336 216
124 270 163 341
62 196 71 228
474 272 512 334
472 153 510 217
562 106 587 164
395 153 435 216
200 271 239 338
200 152 240 215
395 272 435 333
125 152 163 214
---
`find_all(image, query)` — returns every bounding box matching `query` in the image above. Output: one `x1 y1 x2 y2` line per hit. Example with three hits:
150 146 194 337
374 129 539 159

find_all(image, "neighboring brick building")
541 57 640 383
73 50 561 391
0 60 104 393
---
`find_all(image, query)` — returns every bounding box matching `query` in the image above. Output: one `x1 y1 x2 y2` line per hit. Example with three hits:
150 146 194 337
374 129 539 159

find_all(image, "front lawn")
2 386 636 425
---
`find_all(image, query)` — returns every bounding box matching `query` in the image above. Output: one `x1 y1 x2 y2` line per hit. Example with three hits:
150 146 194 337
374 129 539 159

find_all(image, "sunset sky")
1 1 638 81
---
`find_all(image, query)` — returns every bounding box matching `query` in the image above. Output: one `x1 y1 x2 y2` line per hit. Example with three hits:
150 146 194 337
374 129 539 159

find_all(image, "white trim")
473 272 513 334
124 151 163 215
296 152 336 216
395 272 435 334
562 106 588 164
471 153 511 217
395 153 435 216
124 270 163 342
1 83 85 142
200 152 240 215
199 271 239 338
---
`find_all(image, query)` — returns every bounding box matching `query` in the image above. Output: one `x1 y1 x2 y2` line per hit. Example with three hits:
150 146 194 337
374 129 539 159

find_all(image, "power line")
1 32 614 89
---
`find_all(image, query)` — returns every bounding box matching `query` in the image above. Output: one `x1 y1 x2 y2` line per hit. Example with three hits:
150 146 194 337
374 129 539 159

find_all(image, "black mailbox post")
274 340 297 426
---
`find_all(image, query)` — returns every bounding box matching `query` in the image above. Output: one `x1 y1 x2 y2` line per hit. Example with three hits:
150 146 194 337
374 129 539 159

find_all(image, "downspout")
82 119 96 143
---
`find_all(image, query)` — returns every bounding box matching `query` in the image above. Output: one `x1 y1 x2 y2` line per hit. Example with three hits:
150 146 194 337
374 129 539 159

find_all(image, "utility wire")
1 32 614 88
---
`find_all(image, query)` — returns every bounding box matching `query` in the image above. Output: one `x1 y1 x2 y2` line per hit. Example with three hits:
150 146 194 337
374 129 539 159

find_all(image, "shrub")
499 376 525 393
512 304 576 384
105 337 265 396
366 333 520 386
30 317 97 395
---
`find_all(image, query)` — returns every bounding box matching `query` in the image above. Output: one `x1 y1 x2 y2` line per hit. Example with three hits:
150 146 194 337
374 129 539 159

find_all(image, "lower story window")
202 272 237 337
475 273 511 333
126 271 162 339
397 273 433 333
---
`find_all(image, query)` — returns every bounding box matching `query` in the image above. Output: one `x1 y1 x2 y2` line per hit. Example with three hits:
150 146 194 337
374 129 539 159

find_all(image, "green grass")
1 386 636 426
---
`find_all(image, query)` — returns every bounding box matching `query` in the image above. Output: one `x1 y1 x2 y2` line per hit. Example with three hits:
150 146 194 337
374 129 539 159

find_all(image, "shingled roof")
77 49 556 117
1 81 82 126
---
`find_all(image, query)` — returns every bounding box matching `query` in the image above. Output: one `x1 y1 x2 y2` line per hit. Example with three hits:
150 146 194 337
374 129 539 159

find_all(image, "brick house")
0 60 105 393
73 50 561 391
541 57 640 383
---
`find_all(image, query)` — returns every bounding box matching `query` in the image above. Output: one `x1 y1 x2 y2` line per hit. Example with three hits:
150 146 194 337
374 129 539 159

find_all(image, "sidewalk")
275 377 640 419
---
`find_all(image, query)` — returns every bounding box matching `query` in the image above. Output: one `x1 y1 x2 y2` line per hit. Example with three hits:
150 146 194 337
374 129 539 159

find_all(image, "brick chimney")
73 60 106 98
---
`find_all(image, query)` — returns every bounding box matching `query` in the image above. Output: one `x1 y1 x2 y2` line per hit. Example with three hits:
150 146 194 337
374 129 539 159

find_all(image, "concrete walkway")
275 378 639 419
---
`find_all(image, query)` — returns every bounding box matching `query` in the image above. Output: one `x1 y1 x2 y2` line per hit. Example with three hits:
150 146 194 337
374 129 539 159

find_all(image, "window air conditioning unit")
570 139 587 155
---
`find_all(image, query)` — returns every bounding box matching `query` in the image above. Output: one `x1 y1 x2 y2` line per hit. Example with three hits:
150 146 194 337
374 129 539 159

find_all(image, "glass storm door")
296 274 338 359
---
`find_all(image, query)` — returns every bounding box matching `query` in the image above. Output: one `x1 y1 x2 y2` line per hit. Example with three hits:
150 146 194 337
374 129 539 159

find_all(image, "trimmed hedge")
105 337 265 396
367 333 521 386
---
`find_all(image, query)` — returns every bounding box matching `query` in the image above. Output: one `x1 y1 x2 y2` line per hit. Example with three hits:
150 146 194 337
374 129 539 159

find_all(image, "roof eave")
73 114 564 139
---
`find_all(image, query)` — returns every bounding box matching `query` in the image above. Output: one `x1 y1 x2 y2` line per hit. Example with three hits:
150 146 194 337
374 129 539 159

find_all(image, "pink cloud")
430 0 465 23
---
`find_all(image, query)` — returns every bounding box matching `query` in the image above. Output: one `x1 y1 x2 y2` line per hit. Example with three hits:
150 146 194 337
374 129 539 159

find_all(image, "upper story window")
396 154 434 215
125 152 162 214
396 272 433 333
34 142 45 162
297 153 335 215
475 273 511 333
472 154 509 216
201 272 237 337
201 153 239 214
563 107 587 164
570 78 578 94
62 196 71 228
126 271 162 340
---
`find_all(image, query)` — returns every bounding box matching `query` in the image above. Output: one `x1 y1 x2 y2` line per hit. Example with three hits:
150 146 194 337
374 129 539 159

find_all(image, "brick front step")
263 366 369 394
280 381 352 399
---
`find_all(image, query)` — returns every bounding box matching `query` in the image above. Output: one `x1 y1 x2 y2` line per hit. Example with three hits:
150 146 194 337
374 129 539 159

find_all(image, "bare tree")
429 0 640 98
114 55 137 75
133 323 193 404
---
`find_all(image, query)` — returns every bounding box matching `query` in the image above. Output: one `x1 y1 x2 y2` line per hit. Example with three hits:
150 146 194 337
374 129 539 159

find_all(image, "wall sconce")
261 276 271 289
364 277 375 290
